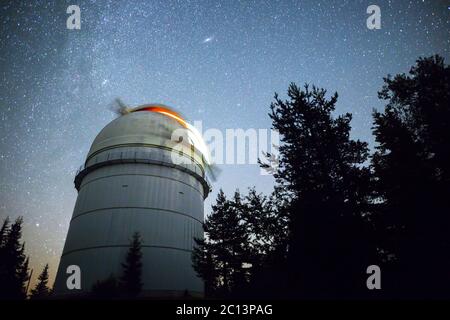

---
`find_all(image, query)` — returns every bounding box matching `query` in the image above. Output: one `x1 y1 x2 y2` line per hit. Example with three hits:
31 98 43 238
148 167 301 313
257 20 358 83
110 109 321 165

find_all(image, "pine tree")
240 188 290 298
192 189 287 298
0 217 11 279
119 232 143 297
192 237 218 297
91 274 118 299
0 217 30 300
30 264 51 299
371 55 450 298
17 253 29 299
242 188 289 260
192 190 250 297
266 83 375 298
0 217 10 248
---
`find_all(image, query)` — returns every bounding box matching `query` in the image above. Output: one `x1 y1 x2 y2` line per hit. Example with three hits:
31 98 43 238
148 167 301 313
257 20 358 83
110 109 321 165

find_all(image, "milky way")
0 0 448 286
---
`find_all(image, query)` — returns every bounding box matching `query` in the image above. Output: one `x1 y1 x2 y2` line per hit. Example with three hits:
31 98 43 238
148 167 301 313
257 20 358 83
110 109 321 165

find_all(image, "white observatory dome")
54 104 210 298
87 106 207 173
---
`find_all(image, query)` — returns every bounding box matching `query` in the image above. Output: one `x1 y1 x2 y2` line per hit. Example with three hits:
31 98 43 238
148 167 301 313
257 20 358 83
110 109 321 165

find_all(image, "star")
202 36 214 44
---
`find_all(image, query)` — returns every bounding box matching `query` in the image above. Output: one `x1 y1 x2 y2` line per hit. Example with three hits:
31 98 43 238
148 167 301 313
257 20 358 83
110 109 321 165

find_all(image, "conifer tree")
0 217 30 300
91 274 118 299
0 217 10 248
30 264 51 299
192 238 218 297
119 232 143 297
266 83 375 298
371 55 450 298
193 190 249 297
193 189 287 298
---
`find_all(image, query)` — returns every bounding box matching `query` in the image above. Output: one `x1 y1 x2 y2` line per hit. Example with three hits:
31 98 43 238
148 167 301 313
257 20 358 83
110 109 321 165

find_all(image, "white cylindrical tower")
54 105 210 298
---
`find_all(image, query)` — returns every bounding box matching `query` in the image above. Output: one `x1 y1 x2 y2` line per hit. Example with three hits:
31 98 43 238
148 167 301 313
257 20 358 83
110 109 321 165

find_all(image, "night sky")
0 0 448 287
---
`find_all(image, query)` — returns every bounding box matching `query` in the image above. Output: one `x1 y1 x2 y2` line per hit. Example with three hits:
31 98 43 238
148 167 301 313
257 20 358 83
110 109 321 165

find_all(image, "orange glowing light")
133 106 188 128
131 104 211 165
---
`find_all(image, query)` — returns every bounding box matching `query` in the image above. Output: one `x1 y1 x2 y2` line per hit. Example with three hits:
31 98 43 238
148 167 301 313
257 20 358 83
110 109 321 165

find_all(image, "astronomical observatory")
53 105 211 298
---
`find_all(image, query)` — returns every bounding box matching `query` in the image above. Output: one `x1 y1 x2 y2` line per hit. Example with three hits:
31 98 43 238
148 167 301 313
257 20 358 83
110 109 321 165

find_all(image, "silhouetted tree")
18 255 29 297
225 191 252 296
266 83 376 298
242 188 288 261
193 189 288 298
193 190 249 298
0 217 10 247
240 187 290 298
119 232 143 297
91 274 119 299
30 264 51 300
192 238 218 297
371 55 450 298
0 217 30 300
